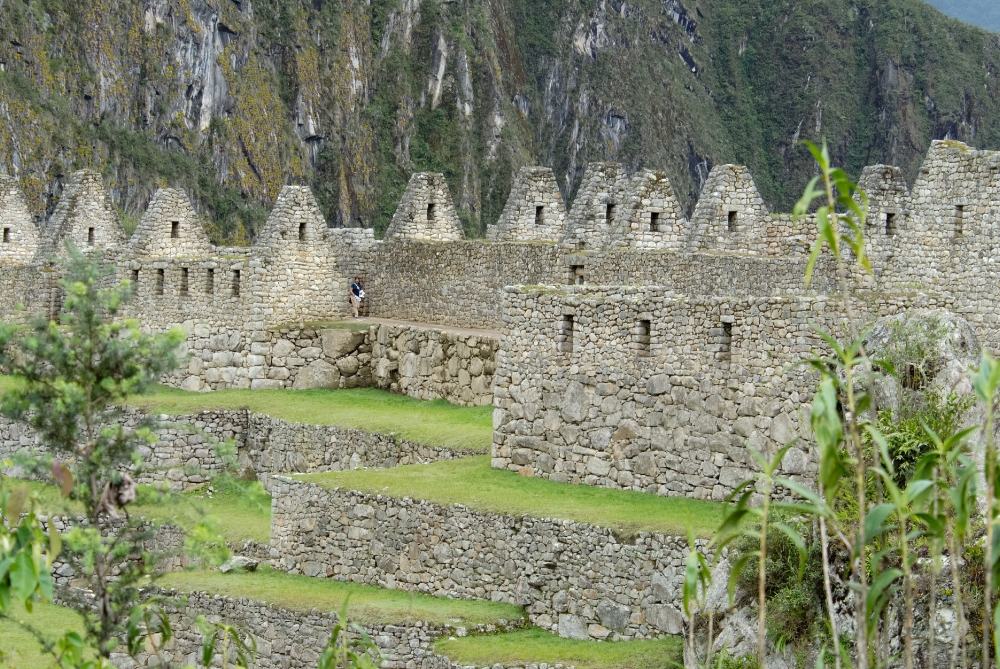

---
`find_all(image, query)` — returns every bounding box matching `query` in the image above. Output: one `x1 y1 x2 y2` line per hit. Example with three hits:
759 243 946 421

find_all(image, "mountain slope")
0 0 999 241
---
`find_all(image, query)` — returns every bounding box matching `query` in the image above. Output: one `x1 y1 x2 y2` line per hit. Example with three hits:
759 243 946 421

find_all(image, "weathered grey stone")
292 360 340 390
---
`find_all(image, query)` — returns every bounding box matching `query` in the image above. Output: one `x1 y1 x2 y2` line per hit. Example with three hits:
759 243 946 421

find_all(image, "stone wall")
39 170 127 259
131 589 527 669
0 174 39 264
271 477 697 641
169 322 497 406
488 167 567 243
384 173 465 242
490 286 950 500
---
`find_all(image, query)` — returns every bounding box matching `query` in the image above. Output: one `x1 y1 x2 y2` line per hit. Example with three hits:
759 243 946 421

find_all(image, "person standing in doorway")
349 277 364 318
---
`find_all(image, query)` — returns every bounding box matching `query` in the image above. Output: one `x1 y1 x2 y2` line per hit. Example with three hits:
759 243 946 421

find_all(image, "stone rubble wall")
271 477 696 641
0 173 39 264
688 165 768 253
0 407 476 493
491 286 950 500
488 167 568 243
129 589 530 669
608 170 687 250
168 322 497 406
39 170 127 259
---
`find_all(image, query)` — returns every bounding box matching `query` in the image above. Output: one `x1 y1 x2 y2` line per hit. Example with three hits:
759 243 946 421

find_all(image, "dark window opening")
650 212 660 232
206 269 215 294
955 205 964 236
711 320 733 362
298 222 307 241
557 315 575 355
180 268 189 296
130 269 139 287
427 203 436 222
155 269 164 296
569 264 585 286
170 221 180 239
606 203 616 224
885 212 897 236
2 228 9 243
232 270 241 297
728 210 738 231
535 206 544 226
902 364 926 391
87 227 95 245
636 319 651 356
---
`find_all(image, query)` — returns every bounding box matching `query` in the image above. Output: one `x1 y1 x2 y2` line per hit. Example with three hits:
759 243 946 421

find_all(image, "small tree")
0 243 184 659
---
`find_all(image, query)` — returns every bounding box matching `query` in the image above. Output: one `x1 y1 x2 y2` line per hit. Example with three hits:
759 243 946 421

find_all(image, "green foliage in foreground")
0 600 91 668
300 457 726 538
124 386 493 452
158 567 523 627
435 628 683 669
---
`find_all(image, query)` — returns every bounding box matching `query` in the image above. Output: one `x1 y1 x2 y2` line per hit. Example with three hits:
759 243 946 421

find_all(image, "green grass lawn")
0 376 493 451
435 628 683 669
299 456 726 538
13 477 272 547
157 567 523 627
0 600 90 668
127 386 492 452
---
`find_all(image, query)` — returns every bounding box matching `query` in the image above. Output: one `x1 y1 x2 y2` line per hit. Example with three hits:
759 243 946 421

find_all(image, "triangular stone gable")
562 162 630 250
129 188 214 257
608 170 687 250
689 165 767 251
255 186 328 250
384 173 464 241
488 167 566 242
0 174 38 264
859 165 910 237
39 170 126 259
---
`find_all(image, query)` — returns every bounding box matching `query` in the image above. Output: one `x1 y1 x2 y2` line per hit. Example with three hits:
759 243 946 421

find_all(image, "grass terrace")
435 628 683 669
299 456 726 538
157 567 523 627
0 601 91 668
0 376 493 451
14 477 272 547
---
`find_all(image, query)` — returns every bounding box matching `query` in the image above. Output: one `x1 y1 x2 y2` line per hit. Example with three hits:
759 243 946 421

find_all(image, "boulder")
219 556 258 573
321 329 365 359
292 360 340 390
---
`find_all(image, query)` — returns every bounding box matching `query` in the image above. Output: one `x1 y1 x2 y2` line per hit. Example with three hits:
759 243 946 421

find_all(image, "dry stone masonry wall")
489 167 568 243
271 477 697 641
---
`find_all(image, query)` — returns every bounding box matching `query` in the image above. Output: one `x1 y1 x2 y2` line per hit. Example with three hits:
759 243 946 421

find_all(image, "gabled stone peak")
129 188 214 257
255 185 328 248
562 162 630 250
489 166 567 243
0 174 38 264
384 173 464 242
40 170 125 259
607 169 688 250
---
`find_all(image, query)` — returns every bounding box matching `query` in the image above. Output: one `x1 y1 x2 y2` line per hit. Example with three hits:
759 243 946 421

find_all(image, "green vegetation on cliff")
0 0 998 240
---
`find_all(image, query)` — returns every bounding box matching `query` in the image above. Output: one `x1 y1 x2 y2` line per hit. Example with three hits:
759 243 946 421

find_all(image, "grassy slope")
0 600 90 668
0 377 493 451
436 628 683 669
127 386 493 452
300 456 725 538
158 567 523 627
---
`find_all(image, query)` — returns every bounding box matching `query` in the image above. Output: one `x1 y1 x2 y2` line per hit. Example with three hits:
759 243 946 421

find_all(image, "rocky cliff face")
1 0 999 242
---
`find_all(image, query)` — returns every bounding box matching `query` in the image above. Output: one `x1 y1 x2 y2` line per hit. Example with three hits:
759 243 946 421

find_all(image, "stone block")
292 360 340 390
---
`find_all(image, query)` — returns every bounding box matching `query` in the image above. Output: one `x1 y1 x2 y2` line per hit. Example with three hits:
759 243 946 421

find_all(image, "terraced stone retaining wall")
0 409 475 492
167 322 497 406
271 477 699 641
130 590 528 669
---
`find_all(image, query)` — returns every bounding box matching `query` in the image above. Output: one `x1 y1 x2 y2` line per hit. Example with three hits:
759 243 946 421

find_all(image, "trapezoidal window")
650 212 660 232
426 203 436 222
710 320 733 362
130 269 139 288
727 210 738 231
170 221 180 239
206 268 215 294
557 315 574 355
885 212 897 236
569 264 585 286
955 205 965 236
180 268 189 297
155 269 164 296
298 222 307 241
636 319 651 356
535 206 544 226
87 227 95 245
2 228 9 243
231 270 241 297
605 203 616 224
